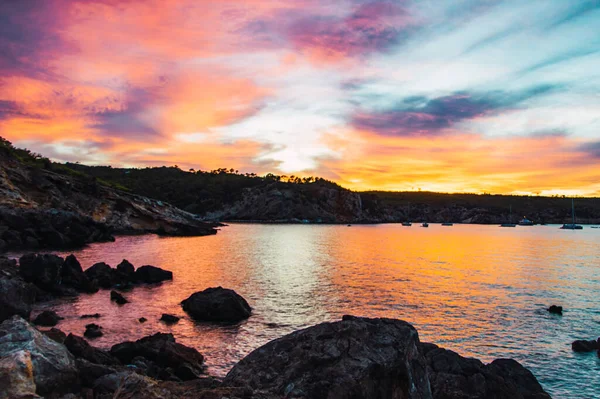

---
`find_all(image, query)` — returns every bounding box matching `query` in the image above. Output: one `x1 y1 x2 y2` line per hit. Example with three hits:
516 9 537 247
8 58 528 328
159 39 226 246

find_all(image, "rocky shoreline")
0 253 556 399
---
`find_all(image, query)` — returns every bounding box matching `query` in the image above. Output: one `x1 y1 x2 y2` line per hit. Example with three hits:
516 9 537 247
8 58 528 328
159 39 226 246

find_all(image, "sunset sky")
1 0 599 195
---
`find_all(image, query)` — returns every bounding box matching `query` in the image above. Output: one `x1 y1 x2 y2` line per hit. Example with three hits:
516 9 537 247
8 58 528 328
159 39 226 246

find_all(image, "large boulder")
224 315 431 399
0 350 38 399
18 253 64 291
61 254 98 293
134 265 173 284
0 316 78 396
33 310 63 326
181 287 251 323
0 277 37 322
64 333 120 365
84 262 115 289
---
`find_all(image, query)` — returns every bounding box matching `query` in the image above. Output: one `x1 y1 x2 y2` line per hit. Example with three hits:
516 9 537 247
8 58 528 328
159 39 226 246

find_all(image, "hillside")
0 138 218 252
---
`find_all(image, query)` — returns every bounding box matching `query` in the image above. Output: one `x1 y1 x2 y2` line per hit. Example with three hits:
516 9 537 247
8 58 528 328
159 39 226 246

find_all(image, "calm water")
18 224 600 398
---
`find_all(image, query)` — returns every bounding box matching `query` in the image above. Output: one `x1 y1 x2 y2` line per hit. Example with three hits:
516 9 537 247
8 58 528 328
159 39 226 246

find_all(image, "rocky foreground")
0 152 218 252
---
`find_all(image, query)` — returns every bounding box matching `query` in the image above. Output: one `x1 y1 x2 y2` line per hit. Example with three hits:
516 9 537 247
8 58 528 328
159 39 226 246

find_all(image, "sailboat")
500 205 516 227
560 199 583 230
402 202 412 226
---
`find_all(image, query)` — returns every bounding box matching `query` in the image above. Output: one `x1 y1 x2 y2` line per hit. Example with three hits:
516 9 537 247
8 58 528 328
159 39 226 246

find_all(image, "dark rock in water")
134 265 173 284
80 313 101 319
85 262 115 289
84 323 103 338
18 253 64 291
116 259 135 278
110 289 129 304
160 313 180 324
33 310 63 326
64 333 120 365
62 254 98 293
139 317 147 323
181 287 251 323
110 332 205 381
224 315 551 399
548 305 563 315
572 339 600 352
0 275 37 322
0 350 38 399
225 315 430 398
43 327 67 344
0 316 78 396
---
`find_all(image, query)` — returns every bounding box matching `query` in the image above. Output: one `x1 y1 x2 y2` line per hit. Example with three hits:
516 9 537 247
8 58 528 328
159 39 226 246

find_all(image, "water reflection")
20 224 600 398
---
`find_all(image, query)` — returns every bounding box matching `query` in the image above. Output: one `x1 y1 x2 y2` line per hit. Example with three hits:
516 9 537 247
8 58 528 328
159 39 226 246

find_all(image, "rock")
0 350 39 399
64 333 120 365
110 333 205 381
0 316 78 395
224 315 431 398
548 305 562 315
116 259 135 278
80 313 101 319
160 314 180 324
110 289 129 304
0 277 37 322
84 262 115 289
134 265 173 284
18 253 64 291
84 323 103 338
181 287 251 323
93 371 157 396
571 339 599 352
139 317 147 323
61 254 98 293
33 310 63 326
75 358 119 388
42 328 67 344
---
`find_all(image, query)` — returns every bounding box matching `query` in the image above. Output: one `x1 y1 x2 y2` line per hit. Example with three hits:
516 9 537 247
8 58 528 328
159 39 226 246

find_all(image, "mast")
572 198 575 225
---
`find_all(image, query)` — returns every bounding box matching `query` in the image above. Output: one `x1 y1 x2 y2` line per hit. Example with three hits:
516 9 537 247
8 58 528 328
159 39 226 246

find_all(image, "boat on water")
441 223 453 226
518 217 534 226
421 223 429 228
560 198 583 230
500 205 516 227
402 222 412 226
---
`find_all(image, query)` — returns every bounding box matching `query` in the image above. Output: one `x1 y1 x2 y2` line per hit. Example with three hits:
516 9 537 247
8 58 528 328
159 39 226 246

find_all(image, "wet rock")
84 262 115 289
80 313 101 319
0 316 78 396
33 310 63 326
572 339 600 352
64 333 120 365
43 328 67 344
134 265 173 284
61 254 98 293
116 259 135 278
110 289 129 304
110 333 205 381
181 287 251 323
75 358 119 388
0 276 37 322
84 323 103 338
224 315 430 398
18 253 64 291
0 350 38 399
548 305 563 315
139 317 147 323
160 314 180 324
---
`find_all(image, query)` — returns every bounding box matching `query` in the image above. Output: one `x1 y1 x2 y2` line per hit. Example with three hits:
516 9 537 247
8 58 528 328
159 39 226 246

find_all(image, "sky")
1 0 599 195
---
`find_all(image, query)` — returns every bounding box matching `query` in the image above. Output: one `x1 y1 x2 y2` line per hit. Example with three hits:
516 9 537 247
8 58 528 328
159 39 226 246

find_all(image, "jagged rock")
18 253 63 291
0 350 39 399
135 265 173 284
111 333 205 381
181 287 251 323
61 254 98 293
160 314 180 324
110 290 129 304
548 305 562 315
93 371 157 396
0 316 78 396
0 276 37 322
33 310 63 326
116 259 135 278
84 323 103 338
42 328 67 344
84 262 115 289
224 315 430 398
571 339 599 352
75 358 119 388
64 333 120 365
